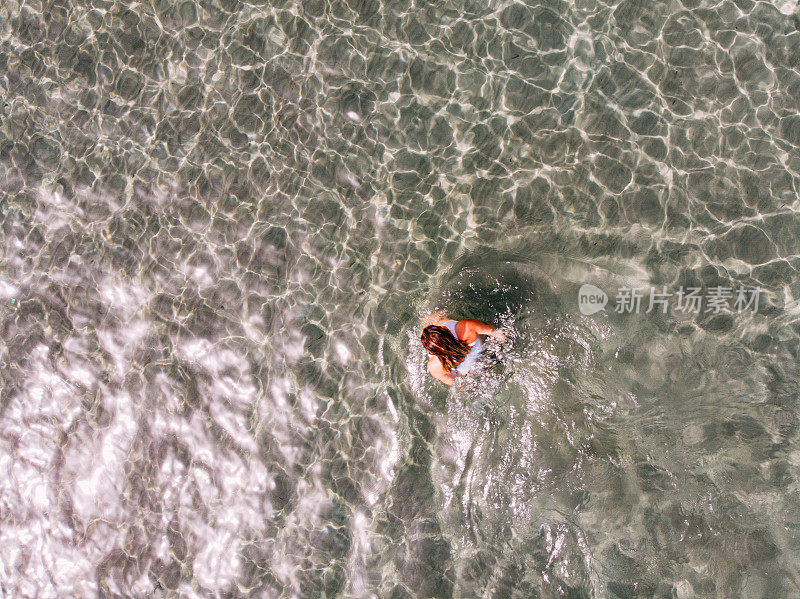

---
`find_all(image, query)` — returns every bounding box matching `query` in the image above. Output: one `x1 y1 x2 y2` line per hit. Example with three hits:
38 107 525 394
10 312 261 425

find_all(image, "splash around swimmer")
420 309 507 386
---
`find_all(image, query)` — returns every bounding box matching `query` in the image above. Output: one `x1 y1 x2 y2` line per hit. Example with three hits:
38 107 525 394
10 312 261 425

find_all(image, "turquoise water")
1 0 800 596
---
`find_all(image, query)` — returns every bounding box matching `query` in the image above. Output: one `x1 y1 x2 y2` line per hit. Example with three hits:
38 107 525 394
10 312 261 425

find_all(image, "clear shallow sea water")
1 0 800 596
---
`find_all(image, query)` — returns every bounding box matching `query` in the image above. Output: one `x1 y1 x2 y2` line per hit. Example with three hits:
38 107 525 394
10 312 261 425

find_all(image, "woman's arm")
462 319 493 335
463 319 506 342
435 371 457 386
428 356 456 386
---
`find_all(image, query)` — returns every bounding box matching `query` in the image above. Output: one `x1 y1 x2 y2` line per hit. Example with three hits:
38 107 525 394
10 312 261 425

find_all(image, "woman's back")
441 320 483 375
421 315 504 385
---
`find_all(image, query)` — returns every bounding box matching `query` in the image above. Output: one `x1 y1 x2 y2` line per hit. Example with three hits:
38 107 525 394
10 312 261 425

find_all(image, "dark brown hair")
421 325 470 373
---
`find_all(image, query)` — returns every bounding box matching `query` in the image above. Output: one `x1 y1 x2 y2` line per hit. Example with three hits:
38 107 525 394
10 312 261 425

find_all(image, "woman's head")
421 325 471 372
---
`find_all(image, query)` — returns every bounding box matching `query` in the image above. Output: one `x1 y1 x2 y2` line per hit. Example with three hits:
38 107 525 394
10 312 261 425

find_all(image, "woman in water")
421 310 506 386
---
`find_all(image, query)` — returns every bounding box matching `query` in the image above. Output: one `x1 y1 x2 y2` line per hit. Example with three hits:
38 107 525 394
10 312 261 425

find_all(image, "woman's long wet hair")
421 325 471 373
